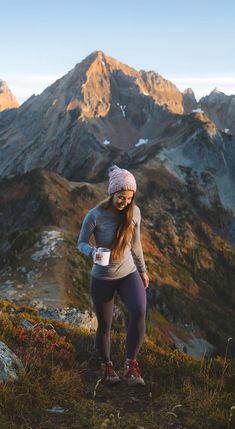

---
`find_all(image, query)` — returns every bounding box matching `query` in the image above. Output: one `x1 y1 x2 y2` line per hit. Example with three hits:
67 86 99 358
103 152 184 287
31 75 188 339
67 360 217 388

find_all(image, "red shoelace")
105 362 117 377
127 360 141 378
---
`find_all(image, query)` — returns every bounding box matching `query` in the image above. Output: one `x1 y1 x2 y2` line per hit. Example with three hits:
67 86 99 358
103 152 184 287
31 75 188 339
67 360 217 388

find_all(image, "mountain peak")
182 88 197 113
61 51 184 120
92 50 106 59
82 50 107 63
183 88 195 95
210 87 222 95
0 80 19 111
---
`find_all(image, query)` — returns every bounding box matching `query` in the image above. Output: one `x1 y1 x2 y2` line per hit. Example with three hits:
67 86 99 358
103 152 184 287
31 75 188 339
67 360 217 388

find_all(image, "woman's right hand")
92 249 103 264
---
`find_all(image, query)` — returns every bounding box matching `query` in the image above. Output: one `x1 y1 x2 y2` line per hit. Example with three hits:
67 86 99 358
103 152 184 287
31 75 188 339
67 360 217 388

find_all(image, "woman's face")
112 190 134 211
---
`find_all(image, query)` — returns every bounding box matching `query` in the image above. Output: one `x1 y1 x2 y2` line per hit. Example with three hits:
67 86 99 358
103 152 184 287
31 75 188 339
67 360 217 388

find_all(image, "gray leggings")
90 270 146 362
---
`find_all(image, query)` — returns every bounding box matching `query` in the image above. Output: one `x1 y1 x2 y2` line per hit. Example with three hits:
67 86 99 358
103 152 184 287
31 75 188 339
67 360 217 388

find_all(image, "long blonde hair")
98 195 135 261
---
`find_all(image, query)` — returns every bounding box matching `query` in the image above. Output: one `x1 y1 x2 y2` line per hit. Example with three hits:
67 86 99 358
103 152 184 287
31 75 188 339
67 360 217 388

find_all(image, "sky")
1 0 235 104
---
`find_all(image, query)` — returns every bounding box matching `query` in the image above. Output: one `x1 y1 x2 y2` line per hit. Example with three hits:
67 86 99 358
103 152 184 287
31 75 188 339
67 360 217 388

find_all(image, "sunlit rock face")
0 80 19 111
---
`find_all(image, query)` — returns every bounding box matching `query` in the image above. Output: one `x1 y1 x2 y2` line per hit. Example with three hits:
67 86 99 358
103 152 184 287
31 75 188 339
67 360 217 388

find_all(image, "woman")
77 165 149 386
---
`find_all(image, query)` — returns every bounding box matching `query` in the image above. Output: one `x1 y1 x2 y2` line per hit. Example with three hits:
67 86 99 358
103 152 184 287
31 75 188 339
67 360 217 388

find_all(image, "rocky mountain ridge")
199 88 235 134
0 51 185 181
1 54 234 134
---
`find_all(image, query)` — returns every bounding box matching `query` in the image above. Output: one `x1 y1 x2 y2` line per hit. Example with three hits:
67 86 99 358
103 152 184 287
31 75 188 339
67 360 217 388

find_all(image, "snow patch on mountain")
135 138 149 147
99 55 106 66
117 103 126 117
192 108 204 113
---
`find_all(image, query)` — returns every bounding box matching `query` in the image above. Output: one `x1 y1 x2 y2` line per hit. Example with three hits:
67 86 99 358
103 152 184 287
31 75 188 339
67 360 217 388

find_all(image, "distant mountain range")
1 52 235 130
0 52 235 356
0 51 234 224
0 51 234 177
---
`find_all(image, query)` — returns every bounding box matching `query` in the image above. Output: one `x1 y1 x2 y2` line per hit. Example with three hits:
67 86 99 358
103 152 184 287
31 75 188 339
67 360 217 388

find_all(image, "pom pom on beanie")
108 165 137 195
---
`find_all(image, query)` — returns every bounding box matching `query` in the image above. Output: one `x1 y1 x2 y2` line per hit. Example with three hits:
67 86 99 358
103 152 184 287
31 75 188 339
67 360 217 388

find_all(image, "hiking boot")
124 359 145 386
101 361 120 384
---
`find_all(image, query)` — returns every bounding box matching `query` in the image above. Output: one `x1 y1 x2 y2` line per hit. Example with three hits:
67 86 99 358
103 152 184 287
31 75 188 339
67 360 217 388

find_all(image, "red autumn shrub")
15 324 76 368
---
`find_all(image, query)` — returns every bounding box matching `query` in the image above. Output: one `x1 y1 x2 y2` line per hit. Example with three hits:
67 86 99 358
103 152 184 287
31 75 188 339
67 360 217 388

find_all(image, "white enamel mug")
95 247 111 266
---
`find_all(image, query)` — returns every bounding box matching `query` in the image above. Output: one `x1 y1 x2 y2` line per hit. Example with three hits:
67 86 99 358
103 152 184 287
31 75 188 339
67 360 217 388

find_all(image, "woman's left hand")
140 272 150 289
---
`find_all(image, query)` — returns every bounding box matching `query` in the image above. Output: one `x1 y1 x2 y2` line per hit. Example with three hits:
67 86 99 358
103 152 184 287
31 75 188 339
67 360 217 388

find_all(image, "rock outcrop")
200 88 235 134
140 70 183 113
0 341 23 383
37 307 98 331
182 88 197 113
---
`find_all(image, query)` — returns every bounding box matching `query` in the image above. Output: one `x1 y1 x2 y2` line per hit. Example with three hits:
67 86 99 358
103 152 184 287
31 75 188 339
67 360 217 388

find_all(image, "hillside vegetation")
0 299 234 429
0 168 235 356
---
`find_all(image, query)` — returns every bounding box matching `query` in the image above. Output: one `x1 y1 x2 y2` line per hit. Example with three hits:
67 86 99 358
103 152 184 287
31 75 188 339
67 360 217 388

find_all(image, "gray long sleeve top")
77 204 147 280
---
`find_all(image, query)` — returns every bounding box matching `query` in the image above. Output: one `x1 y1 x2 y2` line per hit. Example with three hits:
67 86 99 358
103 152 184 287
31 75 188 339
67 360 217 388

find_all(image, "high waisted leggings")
90 270 146 362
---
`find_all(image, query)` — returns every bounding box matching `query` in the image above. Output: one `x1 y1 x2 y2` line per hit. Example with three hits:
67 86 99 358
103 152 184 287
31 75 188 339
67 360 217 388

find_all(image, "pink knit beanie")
108 165 137 195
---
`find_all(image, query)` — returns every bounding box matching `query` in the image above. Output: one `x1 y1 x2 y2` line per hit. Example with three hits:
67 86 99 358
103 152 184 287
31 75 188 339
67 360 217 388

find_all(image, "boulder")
0 341 23 383
38 307 98 331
